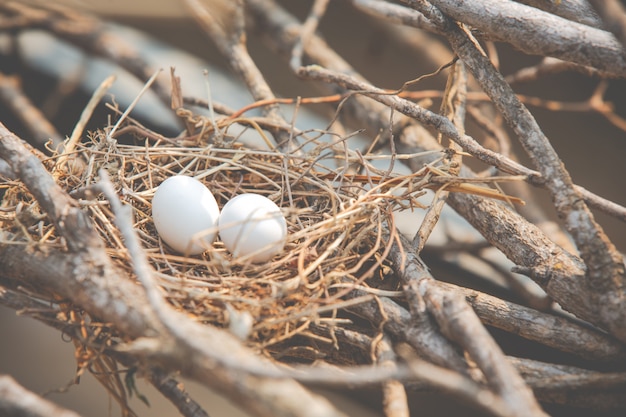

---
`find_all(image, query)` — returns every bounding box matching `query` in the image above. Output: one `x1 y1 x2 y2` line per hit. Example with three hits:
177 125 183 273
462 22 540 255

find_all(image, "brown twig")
412 60 466 252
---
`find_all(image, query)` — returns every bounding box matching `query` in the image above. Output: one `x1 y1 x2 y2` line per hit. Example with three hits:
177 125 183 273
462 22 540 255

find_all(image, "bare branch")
514 0 603 28
424 0 626 77
588 0 626 47
436 281 626 362
0 72 63 150
184 0 296 151
406 0 626 343
0 375 83 417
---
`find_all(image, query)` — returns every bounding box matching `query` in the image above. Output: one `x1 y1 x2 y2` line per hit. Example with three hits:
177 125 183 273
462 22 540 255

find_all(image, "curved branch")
0 375 83 417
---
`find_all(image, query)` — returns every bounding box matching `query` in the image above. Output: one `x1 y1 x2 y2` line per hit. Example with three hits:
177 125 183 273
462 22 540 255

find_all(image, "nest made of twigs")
2 124 455 350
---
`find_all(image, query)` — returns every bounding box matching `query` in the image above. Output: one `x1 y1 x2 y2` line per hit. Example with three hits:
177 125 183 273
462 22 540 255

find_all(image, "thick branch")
425 0 626 77
515 0 603 28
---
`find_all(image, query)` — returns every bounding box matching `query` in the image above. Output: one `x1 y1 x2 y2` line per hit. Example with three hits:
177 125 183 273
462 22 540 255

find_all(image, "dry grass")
1 119 452 353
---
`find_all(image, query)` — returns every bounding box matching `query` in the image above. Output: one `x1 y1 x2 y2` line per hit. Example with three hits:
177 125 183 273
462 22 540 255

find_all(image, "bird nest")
1 124 456 352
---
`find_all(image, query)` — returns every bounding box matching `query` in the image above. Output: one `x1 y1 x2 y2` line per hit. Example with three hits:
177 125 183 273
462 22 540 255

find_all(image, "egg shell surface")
152 176 220 255
218 193 287 263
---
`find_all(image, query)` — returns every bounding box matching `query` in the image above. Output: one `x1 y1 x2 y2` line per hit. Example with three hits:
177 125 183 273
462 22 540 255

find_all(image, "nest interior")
0 122 448 357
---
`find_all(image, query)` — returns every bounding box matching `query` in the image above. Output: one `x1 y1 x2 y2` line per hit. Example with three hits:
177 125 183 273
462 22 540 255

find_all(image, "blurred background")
2 1 625 416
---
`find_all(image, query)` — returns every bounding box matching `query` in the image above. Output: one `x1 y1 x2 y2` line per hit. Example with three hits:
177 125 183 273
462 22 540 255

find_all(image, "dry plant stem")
184 0 294 151
0 72 63 150
421 0 626 77
0 374 83 417
296 65 538 181
504 57 610 84
410 0 626 341
413 61 466 252
588 0 626 48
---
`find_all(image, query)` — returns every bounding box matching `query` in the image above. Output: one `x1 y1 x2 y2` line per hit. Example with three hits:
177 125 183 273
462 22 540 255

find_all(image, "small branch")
0 122 101 252
436 281 626 362
0 72 63 150
352 0 440 34
296 65 539 181
149 370 211 417
345 287 471 374
290 0 330 71
0 375 83 417
588 0 626 48
397 345 519 417
505 57 612 84
375 337 410 417
511 357 626 409
184 0 295 151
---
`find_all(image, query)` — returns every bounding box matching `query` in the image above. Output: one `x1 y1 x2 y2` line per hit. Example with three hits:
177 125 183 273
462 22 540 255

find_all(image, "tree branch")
406 0 626 343
0 375 83 417
423 0 626 77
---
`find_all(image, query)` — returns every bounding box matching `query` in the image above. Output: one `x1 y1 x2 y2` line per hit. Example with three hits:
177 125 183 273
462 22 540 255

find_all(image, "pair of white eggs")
151 175 287 262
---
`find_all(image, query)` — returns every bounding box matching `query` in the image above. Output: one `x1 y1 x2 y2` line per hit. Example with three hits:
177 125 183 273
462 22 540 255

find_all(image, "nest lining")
0 127 453 350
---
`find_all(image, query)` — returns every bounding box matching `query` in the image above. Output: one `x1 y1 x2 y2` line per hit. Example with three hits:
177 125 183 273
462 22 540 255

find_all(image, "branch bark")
422 0 626 77
0 375 83 417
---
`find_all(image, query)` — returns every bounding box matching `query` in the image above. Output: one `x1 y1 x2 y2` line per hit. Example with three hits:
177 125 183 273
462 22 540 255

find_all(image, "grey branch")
426 0 626 77
514 0 603 28
0 375 83 417
406 0 626 343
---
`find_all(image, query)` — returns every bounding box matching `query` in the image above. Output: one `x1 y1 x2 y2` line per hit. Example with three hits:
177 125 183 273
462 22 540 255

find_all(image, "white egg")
218 193 287 263
152 175 220 255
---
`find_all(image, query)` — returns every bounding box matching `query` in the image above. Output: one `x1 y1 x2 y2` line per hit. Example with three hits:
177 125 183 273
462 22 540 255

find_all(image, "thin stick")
55 75 116 175
108 69 161 140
